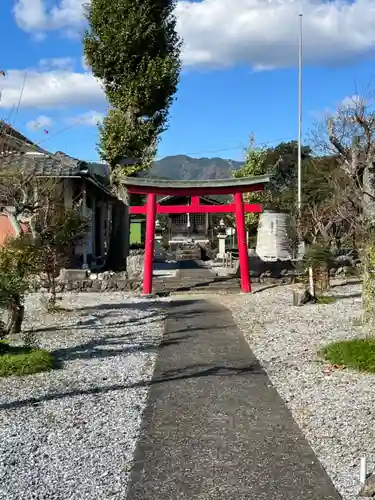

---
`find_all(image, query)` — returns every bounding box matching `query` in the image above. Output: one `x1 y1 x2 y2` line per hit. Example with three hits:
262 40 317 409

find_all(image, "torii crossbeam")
124 175 270 295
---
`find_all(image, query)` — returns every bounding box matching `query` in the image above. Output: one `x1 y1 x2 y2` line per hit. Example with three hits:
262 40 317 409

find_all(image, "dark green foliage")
0 341 54 377
301 244 334 271
322 338 375 373
302 155 339 207
0 235 40 337
266 141 312 193
84 0 181 173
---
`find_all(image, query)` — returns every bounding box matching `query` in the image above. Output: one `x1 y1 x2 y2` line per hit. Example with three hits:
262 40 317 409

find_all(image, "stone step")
154 278 215 285
168 286 241 295
152 281 241 293
154 277 236 286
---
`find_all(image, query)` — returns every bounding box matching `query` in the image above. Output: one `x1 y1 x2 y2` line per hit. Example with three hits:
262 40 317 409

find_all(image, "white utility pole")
297 13 303 213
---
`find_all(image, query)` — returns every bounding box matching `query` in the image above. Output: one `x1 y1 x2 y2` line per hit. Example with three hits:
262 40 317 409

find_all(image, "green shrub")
0 341 54 377
0 235 40 337
301 244 334 271
316 295 337 304
321 338 375 373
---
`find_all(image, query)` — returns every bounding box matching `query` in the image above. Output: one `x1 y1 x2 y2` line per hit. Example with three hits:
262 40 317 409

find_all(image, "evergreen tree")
84 0 181 179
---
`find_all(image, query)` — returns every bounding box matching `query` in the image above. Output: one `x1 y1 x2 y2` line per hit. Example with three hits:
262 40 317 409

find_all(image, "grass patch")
0 340 55 377
322 338 375 373
47 304 71 313
316 295 337 304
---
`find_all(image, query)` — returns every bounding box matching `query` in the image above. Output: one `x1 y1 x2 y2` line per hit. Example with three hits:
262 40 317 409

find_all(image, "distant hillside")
149 155 243 180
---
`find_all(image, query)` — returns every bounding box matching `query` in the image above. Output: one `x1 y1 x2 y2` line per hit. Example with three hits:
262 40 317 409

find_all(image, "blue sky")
1 0 375 162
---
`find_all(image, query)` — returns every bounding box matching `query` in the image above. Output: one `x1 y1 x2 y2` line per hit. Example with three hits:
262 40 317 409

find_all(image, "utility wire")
13 72 27 127
83 135 300 163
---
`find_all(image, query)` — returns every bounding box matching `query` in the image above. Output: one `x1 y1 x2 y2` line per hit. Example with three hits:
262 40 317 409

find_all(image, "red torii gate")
124 175 269 295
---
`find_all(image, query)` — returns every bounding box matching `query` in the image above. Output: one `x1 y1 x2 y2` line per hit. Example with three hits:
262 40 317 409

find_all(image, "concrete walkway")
126 299 341 500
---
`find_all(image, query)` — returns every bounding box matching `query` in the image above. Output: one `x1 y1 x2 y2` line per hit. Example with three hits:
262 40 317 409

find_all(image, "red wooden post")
143 192 157 295
234 192 251 293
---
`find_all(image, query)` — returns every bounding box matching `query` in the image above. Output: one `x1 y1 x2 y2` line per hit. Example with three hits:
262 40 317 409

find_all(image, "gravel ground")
0 293 168 500
220 282 373 500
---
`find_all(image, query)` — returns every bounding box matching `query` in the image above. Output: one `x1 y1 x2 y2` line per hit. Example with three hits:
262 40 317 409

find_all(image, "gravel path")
0 293 168 500
220 282 372 500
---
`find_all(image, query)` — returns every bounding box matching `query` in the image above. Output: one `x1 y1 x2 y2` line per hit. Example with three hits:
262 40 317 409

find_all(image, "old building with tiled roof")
0 124 128 270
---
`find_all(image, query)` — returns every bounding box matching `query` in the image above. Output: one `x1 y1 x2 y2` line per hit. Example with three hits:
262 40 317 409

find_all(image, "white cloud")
0 67 103 109
39 57 75 71
66 110 104 127
13 0 85 35
81 55 91 73
12 0 375 69
341 94 366 109
27 114 54 130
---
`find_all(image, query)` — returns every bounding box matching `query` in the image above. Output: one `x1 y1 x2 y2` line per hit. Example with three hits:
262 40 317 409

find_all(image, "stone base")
33 271 142 294
59 269 89 281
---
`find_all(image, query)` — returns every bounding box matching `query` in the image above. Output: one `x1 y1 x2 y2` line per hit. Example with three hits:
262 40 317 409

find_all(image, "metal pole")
297 13 303 213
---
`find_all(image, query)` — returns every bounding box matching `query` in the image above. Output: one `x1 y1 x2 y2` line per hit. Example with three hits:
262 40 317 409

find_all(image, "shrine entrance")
125 175 269 295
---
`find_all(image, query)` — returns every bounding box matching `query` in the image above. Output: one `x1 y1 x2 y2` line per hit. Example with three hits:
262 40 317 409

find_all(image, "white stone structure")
256 211 292 261
154 220 165 262
216 219 227 259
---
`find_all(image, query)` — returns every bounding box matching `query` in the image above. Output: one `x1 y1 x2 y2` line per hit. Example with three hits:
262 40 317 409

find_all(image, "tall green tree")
232 139 316 238
265 140 312 194
233 146 268 234
84 0 181 182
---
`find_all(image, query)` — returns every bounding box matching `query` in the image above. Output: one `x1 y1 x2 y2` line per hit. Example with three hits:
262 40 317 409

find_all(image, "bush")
0 340 54 377
321 338 375 373
300 244 334 294
301 244 334 270
0 235 40 336
316 295 337 304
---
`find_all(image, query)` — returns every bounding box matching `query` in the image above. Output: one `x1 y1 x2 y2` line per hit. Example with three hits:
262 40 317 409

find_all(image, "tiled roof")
0 121 46 155
122 174 270 189
0 151 116 198
0 151 85 177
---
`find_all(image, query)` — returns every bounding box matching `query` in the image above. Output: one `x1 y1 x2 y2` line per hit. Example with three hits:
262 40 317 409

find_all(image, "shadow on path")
126 298 342 500
0 359 259 411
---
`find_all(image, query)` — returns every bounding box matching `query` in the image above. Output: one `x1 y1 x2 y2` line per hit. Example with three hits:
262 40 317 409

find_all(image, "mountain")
149 155 243 180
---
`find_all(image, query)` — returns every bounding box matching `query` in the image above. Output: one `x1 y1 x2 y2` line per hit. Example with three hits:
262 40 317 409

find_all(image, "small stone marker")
292 287 316 306
358 473 375 497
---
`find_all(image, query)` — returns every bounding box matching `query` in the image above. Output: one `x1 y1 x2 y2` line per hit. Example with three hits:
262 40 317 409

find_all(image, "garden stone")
116 280 127 290
91 280 102 291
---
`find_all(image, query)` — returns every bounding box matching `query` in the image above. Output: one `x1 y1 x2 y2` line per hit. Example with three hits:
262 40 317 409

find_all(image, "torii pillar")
234 192 251 293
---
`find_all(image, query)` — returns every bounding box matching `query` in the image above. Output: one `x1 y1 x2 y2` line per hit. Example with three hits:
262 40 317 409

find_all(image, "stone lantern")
216 219 227 259
154 219 165 261
155 219 164 239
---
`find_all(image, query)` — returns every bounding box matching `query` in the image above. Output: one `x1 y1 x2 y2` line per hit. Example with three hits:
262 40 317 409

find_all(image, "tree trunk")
361 242 375 326
104 195 129 272
315 266 329 294
362 164 375 224
360 162 375 325
48 272 57 310
8 294 25 335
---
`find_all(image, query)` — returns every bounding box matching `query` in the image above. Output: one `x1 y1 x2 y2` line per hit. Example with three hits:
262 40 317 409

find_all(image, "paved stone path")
153 259 242 294
126 299 341 500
